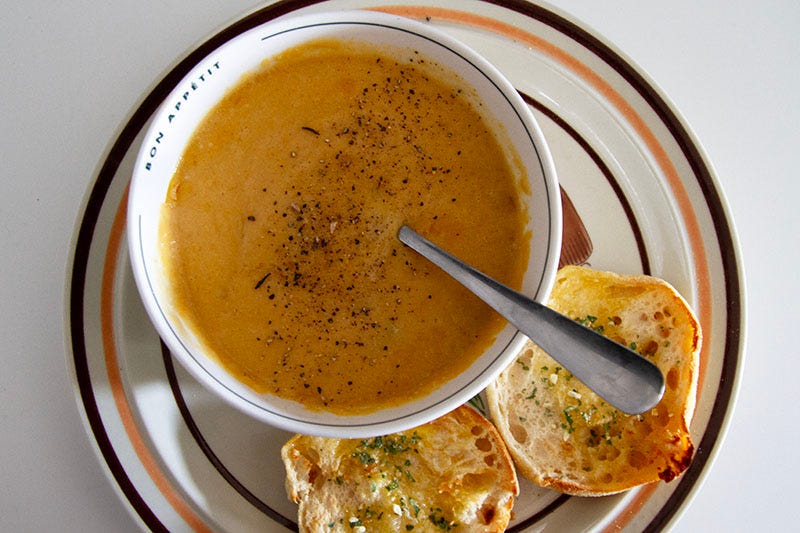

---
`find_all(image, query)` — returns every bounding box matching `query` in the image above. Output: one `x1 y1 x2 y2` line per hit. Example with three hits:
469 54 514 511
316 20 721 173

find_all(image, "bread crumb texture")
487 266 701 496
281 406 518 532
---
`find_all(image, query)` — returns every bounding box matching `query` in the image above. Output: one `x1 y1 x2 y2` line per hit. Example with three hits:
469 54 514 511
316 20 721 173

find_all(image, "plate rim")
64 0 746 531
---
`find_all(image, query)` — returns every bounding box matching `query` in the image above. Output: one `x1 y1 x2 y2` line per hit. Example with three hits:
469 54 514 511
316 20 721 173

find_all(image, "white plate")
66 1 744 531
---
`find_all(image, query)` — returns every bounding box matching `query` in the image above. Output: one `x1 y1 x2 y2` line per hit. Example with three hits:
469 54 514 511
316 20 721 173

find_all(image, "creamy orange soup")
161 39 530 414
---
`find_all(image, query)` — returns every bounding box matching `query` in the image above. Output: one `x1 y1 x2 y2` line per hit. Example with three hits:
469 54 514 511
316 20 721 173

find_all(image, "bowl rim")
126 9 562 438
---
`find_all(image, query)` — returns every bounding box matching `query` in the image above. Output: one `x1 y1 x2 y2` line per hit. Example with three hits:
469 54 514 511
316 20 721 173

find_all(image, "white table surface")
2 1 797 531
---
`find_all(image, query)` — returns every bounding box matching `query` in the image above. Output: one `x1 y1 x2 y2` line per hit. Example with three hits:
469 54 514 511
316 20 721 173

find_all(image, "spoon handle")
398 225 664 414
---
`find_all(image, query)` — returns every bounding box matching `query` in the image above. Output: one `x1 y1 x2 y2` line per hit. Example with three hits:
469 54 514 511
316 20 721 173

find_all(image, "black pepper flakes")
254 273 270 289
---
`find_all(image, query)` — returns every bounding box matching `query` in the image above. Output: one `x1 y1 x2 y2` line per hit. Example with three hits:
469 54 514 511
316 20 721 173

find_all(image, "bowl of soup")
128 10 561 437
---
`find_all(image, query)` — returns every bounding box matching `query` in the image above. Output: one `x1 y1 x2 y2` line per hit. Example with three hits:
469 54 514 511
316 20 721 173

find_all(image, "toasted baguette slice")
282 405 518 532
486 266 701 496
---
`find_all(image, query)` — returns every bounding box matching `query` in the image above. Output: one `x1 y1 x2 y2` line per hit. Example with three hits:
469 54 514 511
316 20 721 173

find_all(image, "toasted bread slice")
281 405 518 532
486 266 701 496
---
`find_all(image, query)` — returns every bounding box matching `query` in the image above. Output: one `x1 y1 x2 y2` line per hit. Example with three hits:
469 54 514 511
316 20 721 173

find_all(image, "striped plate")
66 1 744 531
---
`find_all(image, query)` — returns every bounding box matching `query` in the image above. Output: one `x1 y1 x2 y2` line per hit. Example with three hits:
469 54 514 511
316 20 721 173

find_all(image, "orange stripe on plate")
101 185 211 532
375 6 712 531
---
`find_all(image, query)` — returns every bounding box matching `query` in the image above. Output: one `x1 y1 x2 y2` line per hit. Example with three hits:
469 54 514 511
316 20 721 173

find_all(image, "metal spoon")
398 225 665 414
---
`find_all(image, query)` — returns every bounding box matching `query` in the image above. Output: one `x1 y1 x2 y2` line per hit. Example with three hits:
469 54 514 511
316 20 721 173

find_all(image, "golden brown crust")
486 266 701 496
282 405 518 531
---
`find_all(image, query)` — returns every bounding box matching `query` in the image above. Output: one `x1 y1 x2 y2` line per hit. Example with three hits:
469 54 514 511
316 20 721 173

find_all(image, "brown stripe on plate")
160 341 299 530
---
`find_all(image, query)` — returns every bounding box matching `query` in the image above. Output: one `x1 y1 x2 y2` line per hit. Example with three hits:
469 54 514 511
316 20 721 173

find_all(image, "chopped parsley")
562 405 577 433
525 386 538 400
428 508 457 531
353 451 375 465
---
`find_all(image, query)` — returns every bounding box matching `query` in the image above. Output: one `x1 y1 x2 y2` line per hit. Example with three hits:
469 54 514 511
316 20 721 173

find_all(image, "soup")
160 39 530 415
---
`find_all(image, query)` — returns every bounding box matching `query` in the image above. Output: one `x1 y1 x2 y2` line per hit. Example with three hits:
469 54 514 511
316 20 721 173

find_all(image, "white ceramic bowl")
127 10 561 438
